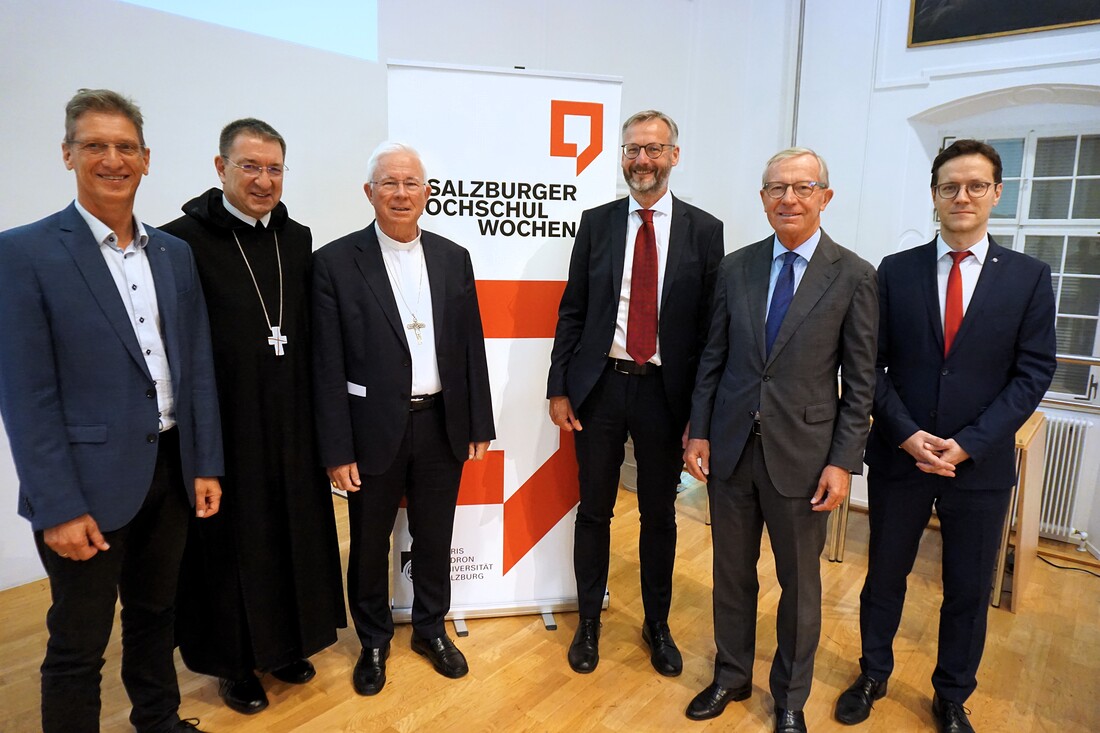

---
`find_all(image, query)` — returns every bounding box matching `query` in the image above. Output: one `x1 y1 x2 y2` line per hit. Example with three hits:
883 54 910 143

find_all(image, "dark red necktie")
626 209 657 364
943 250 972 356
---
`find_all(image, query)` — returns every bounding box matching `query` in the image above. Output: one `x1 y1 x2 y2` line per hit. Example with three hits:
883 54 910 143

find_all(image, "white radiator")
1038 415 1094 541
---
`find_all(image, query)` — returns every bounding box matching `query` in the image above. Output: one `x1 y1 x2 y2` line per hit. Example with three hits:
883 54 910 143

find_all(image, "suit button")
930 410 937 418
762 375 771 382
403 361 410 367
146 388 155 398
146 433 157 443
941 369 949 376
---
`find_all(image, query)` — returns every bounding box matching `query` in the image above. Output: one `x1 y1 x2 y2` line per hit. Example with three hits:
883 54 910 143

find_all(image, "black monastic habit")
162 189 346 678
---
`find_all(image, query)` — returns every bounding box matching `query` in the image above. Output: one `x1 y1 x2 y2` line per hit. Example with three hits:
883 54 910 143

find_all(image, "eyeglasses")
621 143 676 160
933 181 995 199
762 181 826 199
371 179 426 193
66 140 144 157
223 158 287 177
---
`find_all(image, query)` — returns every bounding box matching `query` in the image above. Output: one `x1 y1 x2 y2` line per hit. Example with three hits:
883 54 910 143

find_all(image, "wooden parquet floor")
1 483 1098 732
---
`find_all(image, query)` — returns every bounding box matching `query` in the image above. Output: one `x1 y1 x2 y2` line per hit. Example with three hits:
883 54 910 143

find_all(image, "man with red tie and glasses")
547 110 724 678
834 139 1056 733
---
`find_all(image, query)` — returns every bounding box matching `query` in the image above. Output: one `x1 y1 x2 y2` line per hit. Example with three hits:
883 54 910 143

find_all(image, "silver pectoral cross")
407 317 426 345
268 325 287 356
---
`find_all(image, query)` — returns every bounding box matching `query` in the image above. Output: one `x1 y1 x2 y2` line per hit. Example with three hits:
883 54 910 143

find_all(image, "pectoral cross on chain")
407 317 426 345
268 325 287 356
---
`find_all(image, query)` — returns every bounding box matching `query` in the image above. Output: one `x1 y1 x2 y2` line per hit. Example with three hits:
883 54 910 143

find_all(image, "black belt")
610 358 658 376
409 394 438 412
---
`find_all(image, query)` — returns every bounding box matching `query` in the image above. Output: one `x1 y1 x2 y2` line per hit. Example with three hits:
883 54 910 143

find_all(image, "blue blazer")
0 203 224 532
864 237 1056 491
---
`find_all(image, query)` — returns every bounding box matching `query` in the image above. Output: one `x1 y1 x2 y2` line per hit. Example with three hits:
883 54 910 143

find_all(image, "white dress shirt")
376 224 443 396
609 189 675 365
765 228 821 321
936 234 988 327
75 200 175 430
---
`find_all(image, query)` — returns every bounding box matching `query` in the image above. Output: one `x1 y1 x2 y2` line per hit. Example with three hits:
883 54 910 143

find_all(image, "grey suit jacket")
690 231 878 494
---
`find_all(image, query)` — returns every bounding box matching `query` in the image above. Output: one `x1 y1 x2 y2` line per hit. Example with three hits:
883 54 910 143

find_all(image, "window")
942 132 1100 404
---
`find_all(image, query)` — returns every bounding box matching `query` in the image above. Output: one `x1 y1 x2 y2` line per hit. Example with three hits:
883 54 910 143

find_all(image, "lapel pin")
991 257 998 262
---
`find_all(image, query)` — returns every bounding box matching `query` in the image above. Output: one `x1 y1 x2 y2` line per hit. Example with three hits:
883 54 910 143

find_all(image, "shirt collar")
222 193 272 228
629 188 674 217
936 233 988 264
771 227 821 263
74 199 148 250
375 221 422 252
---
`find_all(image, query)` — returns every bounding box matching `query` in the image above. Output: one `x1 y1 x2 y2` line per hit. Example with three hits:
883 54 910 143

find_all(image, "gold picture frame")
908 0 1100 48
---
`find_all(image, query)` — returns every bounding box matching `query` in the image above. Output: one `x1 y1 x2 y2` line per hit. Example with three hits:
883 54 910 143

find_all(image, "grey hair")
367 142 425 182
64 88 145 147
761 147 830 188
622 110 679 145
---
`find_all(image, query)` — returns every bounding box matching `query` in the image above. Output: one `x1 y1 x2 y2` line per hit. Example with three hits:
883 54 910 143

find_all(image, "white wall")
2 0 1099 585
0 0 795 588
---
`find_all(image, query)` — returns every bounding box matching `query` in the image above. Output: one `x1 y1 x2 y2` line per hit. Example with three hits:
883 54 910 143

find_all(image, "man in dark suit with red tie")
834 139 1056 733
547 110 724 676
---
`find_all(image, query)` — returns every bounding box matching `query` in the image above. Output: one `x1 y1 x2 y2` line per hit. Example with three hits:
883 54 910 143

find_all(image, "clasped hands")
901 430 969 477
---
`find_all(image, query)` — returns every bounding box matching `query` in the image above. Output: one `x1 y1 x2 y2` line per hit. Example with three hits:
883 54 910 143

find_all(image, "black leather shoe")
567 617 601 673
353 644 390 696
173 720 208 732
641 619 683 676
685 681 751 720
835 673 887 724
932 694 975 733
219 675 268 715
271 658 316 684
775 707 807 733
411 634 469 678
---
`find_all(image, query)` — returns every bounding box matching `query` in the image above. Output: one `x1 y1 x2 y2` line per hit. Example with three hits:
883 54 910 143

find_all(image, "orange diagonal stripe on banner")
502 429 579 574
457 449 505 505
477 280 565 339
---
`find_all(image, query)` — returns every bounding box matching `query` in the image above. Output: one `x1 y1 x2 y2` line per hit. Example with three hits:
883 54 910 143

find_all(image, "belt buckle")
613 359 630 375
751 418 763 436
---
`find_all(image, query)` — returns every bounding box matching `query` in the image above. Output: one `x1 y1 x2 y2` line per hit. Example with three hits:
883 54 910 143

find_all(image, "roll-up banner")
387 62 621 620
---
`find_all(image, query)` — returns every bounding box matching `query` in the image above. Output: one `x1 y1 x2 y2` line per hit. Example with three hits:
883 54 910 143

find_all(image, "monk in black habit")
161 118 346 715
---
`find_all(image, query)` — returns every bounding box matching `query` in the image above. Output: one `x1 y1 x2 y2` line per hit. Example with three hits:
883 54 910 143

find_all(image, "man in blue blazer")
834 140 1056 733
0 89 223 733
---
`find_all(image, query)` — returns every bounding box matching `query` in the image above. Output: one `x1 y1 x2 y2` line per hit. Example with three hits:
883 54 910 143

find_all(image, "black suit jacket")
311 223 495 474
546 195 724 427
690 231 878 493
865 237 1056 490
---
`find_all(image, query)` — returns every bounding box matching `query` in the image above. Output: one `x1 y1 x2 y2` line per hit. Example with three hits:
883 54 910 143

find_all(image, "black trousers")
35 427 191 733
346 402 463 648
709 432 828 711
859 470 1010 703
572 363 684 622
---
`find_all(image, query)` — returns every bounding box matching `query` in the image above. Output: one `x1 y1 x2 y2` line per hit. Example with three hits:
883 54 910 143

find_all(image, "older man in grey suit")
683 148 878 733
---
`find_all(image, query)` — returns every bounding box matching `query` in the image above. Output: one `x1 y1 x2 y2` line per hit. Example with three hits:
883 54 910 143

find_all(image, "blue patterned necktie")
765 251 799 356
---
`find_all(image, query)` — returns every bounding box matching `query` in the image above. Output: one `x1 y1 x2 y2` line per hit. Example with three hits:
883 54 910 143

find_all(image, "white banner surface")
387 62 621 619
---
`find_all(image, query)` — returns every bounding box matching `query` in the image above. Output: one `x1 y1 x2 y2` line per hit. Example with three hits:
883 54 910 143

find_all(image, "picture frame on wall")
908 0 1100 47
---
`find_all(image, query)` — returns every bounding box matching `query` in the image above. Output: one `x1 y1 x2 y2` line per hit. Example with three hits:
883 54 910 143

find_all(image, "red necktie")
943 250 972 356
626 209 657 364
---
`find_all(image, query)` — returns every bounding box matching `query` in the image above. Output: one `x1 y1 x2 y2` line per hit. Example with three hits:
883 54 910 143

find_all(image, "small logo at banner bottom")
550 100 604 176
401 551 414 582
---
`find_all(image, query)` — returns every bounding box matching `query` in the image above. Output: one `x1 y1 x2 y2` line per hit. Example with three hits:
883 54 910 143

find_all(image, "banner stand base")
452 618 469 637
541 612 557 631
